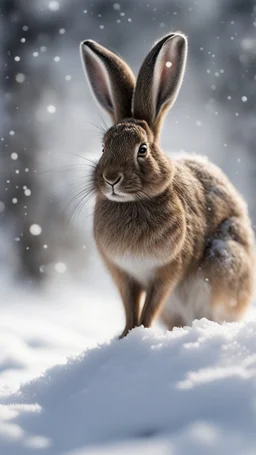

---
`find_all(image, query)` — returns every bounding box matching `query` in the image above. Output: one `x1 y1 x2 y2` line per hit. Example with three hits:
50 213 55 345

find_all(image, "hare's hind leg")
160 274 212 330
161 217 254 330
203 218 254 323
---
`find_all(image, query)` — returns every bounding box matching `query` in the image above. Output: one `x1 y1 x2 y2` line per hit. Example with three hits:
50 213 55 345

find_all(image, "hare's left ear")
80 40 135 123
133 33 187 138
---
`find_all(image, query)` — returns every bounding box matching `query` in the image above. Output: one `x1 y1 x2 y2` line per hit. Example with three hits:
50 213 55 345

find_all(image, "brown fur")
80 33 255 337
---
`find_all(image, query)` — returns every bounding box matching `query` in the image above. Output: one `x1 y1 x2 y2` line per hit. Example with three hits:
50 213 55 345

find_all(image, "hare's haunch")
80 33 254 338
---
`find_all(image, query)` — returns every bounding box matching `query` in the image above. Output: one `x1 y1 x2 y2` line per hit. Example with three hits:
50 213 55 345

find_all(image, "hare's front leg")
104 258 143 338
139 264 181 328
117 274 143 338
139 280 173 328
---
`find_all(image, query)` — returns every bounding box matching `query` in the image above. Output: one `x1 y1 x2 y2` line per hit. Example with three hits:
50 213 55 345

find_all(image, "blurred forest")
0 0 255 283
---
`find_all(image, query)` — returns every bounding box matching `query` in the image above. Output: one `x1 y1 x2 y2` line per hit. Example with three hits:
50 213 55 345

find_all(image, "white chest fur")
112 253 165 286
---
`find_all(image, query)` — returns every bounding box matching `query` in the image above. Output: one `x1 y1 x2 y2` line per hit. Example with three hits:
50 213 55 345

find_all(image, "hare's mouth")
105 188 136 202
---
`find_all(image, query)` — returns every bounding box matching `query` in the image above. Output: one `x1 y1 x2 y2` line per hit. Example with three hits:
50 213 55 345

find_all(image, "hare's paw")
119 323 139 339
119 326 131 339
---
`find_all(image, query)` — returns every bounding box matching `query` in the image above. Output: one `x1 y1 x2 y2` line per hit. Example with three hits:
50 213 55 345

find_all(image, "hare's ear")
133 33 187 138
80 40 135 123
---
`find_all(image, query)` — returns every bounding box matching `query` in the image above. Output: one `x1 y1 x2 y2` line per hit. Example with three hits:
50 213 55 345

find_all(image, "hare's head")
80 33 187 202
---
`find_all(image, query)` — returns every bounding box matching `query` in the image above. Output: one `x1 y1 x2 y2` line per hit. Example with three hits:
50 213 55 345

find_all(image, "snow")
0 276 122 395
47 105 56 114
0 276 256 455
48 1 60 12
29 224 42 236
54 262 67 273
15 73 26 83
113 3 121 11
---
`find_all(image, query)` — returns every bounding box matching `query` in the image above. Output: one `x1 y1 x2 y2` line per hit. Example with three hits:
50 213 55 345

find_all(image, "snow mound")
1 319 256 455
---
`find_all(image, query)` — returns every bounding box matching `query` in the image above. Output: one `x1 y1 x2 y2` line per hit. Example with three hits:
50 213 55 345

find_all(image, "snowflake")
47 105 56 114
48 1 59 11
29 224 42 236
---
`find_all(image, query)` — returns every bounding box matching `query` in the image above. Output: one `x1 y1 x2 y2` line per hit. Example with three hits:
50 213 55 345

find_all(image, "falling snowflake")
47 105 56 114
55 262 67 273
16 73 26 83
29 224 42 236
48 1 59 11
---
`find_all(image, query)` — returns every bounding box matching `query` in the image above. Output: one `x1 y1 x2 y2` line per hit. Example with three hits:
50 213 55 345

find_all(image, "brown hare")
80 33 254 338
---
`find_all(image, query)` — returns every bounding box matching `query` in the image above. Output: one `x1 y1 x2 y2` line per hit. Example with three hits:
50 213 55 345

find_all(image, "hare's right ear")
133 33 187 139
80 40 135 123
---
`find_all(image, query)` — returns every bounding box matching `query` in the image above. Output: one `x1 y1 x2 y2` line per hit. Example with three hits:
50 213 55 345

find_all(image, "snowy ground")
0 267 256 455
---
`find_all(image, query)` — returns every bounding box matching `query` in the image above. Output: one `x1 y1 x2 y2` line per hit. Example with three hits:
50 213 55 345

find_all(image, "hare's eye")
137 143 147 157
102 147 104 154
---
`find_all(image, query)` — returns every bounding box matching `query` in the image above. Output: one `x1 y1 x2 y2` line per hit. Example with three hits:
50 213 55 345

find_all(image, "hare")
80 33 254 338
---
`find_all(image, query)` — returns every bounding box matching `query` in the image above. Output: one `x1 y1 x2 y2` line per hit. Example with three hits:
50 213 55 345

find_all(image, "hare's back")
174 154 248 219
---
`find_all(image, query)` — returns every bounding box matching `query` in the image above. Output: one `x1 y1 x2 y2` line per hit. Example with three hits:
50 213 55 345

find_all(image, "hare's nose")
103 172 123 186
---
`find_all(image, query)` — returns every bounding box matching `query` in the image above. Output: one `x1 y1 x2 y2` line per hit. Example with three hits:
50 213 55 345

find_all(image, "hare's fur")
80 33 255 337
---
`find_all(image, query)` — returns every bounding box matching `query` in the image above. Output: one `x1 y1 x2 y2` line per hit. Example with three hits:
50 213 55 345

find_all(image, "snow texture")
1 315 256 455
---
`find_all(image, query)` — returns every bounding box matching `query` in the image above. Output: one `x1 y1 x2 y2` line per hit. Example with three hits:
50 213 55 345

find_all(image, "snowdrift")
1 319 256 455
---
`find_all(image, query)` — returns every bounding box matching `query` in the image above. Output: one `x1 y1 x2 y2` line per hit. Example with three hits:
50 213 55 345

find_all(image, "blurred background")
0 1 256 391
1 0 255 284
